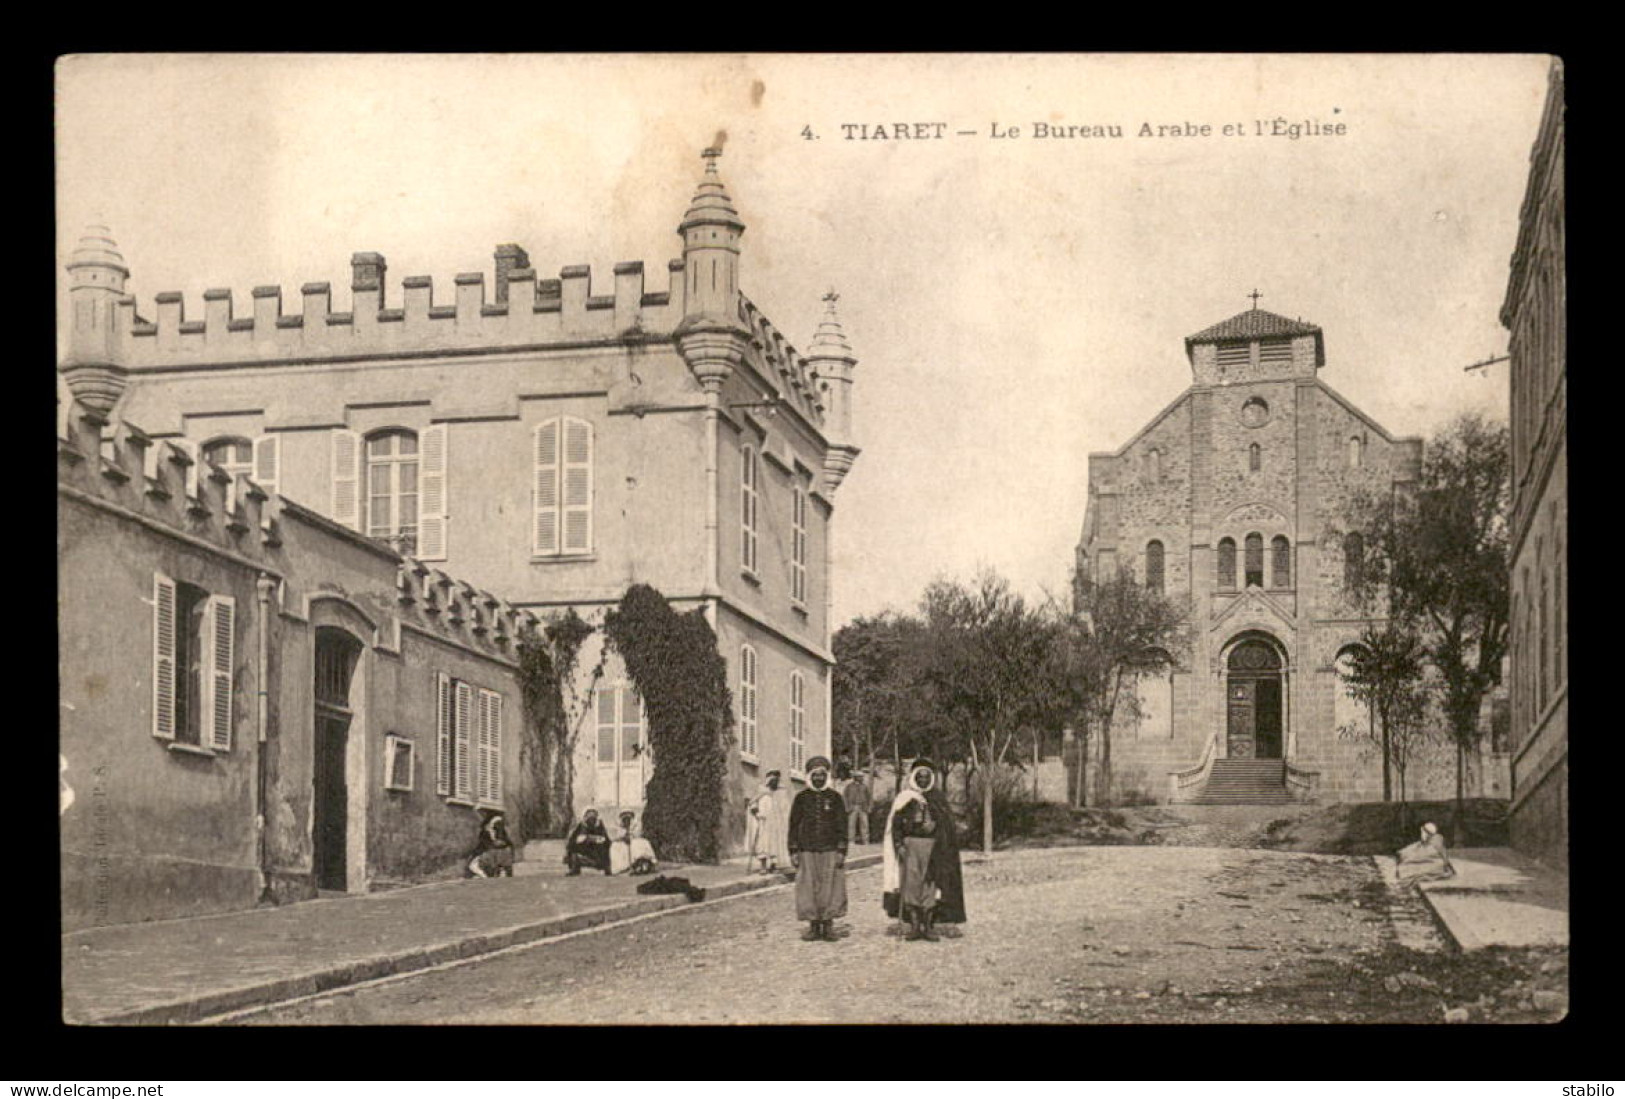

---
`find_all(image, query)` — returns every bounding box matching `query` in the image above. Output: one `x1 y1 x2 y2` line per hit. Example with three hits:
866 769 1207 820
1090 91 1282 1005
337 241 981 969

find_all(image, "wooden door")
313 714 349 891
1227 680 1256 759
595 685 648 815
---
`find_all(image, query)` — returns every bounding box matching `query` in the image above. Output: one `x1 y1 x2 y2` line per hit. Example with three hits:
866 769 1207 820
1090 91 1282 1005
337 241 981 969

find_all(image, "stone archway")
1225 635 1285 759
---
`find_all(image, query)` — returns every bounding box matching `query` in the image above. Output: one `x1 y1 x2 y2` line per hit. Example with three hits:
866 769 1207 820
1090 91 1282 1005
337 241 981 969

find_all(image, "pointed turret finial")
809 287 854 359
679 146 744 236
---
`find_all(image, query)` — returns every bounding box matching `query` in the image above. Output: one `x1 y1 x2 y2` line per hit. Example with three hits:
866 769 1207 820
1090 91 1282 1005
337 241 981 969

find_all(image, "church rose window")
1240 397 1270 428
1217 538 1236 590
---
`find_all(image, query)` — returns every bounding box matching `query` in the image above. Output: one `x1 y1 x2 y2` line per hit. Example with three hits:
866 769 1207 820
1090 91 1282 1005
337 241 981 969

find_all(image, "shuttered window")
741 446 759 574
533 417 593 556
791 486 808 605
1216 341 1250 367
331 429 361 530
436 673 453 795
789 671 806 773
418 424 448 560
153 574 177 740
739 645 758 757
1258 337 1293 363
477 688 503 804
454 679 474 801
202 594 235 751
253 435 279 497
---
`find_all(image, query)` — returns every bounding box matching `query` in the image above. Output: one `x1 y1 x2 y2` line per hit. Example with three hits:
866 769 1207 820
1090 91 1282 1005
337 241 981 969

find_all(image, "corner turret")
806 290 858 444
61 224 133 414
676 147 750 394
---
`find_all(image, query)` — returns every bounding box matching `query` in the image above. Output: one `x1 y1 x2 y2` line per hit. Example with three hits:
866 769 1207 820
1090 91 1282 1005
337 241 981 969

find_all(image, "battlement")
737 294 825 426
117 249 691 369
58 391 540 656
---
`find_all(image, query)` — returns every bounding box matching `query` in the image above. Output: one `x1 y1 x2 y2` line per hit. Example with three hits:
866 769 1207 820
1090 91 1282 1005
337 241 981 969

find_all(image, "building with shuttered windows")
1072 307 1507 805
62 150 859 878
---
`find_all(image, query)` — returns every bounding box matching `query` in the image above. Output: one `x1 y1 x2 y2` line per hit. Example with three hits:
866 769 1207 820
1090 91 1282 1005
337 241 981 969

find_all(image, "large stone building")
61 149 859 879
1504 61 1566 868
1074 305 1503 804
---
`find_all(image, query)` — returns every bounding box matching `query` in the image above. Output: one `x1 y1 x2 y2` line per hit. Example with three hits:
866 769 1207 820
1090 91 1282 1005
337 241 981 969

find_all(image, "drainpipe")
704 387 720 615
255 572 276 905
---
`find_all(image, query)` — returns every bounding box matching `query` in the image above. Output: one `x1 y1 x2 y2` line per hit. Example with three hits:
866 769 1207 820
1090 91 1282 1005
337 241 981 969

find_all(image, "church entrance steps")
1190 758 1292 805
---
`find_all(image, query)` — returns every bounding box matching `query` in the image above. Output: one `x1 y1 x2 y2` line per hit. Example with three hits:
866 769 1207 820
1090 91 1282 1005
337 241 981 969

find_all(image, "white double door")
595 683 649 815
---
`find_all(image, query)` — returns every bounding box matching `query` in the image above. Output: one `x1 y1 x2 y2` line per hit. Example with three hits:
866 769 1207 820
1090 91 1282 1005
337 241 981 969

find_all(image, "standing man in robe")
881 758 966 942
788 756 848 942
749 770 793 874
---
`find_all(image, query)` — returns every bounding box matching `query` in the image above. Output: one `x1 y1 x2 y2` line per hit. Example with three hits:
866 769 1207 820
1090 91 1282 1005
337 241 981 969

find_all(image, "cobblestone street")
231 844 1539 1025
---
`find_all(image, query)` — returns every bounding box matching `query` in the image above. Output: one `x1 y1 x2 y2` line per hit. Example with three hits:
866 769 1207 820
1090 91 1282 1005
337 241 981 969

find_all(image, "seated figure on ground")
611 810 659 875
467 809 515 878
564 808 612 876
1395 821 1455 885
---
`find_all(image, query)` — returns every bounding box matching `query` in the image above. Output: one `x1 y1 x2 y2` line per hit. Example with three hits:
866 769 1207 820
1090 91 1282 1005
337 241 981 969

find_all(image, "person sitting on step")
564 808 612 876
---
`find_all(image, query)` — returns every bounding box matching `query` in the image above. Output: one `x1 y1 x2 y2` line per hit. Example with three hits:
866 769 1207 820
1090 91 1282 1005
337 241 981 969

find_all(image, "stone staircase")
1190 758 1292 804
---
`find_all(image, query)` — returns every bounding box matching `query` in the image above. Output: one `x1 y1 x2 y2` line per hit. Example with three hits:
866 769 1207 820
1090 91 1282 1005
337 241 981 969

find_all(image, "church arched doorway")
1226 636 1284 759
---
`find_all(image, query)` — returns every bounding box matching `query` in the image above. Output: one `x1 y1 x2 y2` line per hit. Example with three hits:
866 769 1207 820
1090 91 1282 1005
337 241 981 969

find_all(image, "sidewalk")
63 847 883 1025
1408 847 1568 952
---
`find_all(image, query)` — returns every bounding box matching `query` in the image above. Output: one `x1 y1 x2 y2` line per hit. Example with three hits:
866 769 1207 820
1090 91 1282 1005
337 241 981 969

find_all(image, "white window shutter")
562 418 593 554
454 680 474 801
152 573 177 740
436 673 452 796
331 428 361 530
253 434 279 497
533 420 560 556
205 595 236 751
176 438 200 501
418 424 448 560
479 688 503 804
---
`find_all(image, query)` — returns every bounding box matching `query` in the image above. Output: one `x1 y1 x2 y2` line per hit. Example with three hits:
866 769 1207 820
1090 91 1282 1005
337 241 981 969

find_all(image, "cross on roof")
823 288 840 305
702 147 723 170
1248 289 1262 308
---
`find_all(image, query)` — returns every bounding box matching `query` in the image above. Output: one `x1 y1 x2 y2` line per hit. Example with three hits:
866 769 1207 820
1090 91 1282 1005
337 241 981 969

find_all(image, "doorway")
313 628 362 892
1226 638 1284 759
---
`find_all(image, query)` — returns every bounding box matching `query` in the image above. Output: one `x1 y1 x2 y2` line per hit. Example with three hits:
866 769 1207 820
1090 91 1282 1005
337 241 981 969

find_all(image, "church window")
1145 540 1165 595
1244 533 1264 588
1146 448 1162 484
1271 536 1291 588
1343 532 1365 593
1135 652 1175 739
1240 397 1270 427
741 445 759 575
1348 435 1364 469
1248 443 1261 472
1217 538 1236 590
1334 645 1373 739
533 418 592 557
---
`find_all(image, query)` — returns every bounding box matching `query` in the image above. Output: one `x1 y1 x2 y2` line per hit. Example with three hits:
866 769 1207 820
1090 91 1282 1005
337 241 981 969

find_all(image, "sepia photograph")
55 52 1565 1027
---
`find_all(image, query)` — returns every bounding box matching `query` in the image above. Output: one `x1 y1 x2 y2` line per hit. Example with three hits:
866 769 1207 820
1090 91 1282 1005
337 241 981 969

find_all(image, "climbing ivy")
602 584 733 863
515 609 599 838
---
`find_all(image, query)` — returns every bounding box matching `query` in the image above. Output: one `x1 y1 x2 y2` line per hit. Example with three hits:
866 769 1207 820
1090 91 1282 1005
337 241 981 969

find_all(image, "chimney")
494 244 530 304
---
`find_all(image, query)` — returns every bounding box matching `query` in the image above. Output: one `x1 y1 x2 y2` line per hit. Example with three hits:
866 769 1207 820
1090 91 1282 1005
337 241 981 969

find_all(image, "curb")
1371 855 1455 953
78 852 882 1026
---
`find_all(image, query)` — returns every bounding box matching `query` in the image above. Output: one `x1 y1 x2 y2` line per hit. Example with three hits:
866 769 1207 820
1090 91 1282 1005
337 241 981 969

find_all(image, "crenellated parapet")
391 557 538 658
57 392 286 560
115 248 690 370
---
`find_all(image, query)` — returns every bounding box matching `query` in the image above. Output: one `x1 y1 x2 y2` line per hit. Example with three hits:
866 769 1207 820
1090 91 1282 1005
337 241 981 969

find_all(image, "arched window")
1248 443 1261 473
1348 435 1364 469
202 437 253 479
1217 538 1236 590
1343 532 1365 593
366 429 418 552
1244 533 1264 588
738 645 758 757
1271 535 1291 588
1145 540 1165 595
1146 448 1162 484
1334 644 1372 737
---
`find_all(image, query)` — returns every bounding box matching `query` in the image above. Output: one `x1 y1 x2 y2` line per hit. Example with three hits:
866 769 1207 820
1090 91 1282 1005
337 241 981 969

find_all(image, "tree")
1063 568 1189 807
917 570 1071 853
1345 414 1510 837
1336 621 1433 825
832 612 927 787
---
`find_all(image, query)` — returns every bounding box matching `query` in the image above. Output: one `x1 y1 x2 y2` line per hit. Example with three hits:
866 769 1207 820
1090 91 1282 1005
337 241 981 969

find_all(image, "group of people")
563 808 659 876
747 760 873 875
780 755 966 944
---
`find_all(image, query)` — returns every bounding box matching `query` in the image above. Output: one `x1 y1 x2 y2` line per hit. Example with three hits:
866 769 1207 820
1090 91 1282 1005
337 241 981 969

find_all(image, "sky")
56 53 1552 626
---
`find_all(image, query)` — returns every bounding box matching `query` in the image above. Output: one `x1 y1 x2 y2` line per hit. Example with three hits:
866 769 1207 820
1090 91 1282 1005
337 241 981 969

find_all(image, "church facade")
63 150 859 859
1074 306 1502 804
